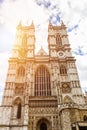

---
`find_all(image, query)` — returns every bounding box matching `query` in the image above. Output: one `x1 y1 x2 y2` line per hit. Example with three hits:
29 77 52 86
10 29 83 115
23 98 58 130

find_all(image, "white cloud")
75 54 87 92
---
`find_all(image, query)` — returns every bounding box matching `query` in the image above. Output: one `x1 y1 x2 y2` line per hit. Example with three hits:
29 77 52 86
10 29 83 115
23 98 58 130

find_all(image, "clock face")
59 52 63 56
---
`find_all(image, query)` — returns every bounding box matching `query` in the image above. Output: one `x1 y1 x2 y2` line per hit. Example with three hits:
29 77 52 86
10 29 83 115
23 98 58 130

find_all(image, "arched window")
13 98 22 119
83 115 87 121
17 103 21 119
34 65 51 96
56 34 62 46
17 66 25 76
60 65 67 75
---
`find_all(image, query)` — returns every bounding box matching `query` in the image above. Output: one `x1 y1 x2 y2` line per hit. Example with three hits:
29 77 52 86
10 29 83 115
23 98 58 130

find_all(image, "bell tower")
48 21 72 58
1 21 36 130
48 21 85 105
12 21 35 58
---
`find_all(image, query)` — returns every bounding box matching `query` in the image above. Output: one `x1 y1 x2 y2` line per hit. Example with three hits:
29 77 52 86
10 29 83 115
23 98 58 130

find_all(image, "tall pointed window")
56 34 62 46
17 66 25 76
13 98 22 119
60 65 67 75
34 65 51 96
17 103 21 119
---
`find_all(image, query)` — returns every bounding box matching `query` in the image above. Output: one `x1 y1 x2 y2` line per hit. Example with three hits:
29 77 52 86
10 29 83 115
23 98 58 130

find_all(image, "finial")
30 20 34 27
61 20 64 26
29 20 35 29
32 20 34 25
49 21 52 26
61 20 66 28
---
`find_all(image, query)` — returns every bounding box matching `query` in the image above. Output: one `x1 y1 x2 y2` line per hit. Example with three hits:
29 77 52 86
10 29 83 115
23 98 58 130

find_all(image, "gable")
36 46 47 56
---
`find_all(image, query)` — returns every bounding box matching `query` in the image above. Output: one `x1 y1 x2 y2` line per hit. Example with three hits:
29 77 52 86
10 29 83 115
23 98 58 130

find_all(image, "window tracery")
60 65 67 75
17 66 25 76
56 34 62 46
34 65 51 96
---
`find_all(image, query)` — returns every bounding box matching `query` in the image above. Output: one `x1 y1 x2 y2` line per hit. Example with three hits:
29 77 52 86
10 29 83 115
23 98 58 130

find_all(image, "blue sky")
0 0 87 104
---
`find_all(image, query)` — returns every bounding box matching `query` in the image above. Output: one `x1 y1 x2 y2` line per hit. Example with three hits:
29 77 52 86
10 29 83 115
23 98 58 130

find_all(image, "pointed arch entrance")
40 122 47 130
36 118 51 130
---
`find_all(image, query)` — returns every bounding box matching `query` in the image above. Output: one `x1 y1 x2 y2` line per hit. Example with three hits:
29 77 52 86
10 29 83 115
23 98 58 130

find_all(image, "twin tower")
0 21 87 130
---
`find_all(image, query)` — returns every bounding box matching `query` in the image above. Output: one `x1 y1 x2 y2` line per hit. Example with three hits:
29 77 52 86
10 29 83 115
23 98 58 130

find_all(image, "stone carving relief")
0 107 11 125
29 107 58 115
62 83 71 93
61 109 71 130
63 96 73 104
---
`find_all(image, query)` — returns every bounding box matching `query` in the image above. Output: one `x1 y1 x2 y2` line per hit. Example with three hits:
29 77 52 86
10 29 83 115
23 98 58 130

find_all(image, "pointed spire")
31 20 34 26
30 20 34 27
61 20 66 29
48 21 53 29
29 20 35 30
49 21 52 26
61 20 64 26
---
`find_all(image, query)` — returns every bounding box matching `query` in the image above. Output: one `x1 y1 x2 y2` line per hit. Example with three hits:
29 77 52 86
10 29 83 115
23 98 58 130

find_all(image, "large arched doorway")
40 123 47 130
36 118 51 130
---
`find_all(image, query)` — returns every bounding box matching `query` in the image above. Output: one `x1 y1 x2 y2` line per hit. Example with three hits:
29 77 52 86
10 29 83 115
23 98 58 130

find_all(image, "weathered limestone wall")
0 106 11 125
0 127 28 130
0 127 9 130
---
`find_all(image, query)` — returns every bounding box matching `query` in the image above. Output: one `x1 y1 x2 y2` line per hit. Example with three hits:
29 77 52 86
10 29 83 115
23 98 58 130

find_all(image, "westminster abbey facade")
0 21 87 130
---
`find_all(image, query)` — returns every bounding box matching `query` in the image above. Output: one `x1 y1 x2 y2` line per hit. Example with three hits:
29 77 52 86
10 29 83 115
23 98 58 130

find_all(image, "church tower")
0 21 87 130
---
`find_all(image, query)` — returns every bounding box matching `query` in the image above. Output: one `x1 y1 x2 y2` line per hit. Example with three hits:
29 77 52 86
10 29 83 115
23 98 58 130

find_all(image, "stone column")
76 123 79 130
61 109 72 130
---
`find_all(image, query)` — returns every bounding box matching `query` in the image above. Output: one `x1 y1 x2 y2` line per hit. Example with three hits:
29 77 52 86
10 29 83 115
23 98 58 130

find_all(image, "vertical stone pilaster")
61 109 71 130
76 123 79 130
24 105 29 126
51 116 53 130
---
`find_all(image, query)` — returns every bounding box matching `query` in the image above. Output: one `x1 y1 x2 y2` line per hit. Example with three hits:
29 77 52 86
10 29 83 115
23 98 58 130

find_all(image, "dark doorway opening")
79 126 87 130
72 127 76 130
40 123 47 130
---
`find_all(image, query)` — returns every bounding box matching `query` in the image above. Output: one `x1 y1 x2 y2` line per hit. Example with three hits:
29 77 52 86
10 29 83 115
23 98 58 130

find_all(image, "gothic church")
0 21 87 130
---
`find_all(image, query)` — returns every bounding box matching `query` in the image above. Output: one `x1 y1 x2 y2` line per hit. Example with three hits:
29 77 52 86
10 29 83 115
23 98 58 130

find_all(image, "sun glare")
0 0 49 52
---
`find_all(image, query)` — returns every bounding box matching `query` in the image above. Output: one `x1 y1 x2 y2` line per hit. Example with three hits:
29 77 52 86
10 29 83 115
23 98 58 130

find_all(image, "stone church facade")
0 21 87 130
